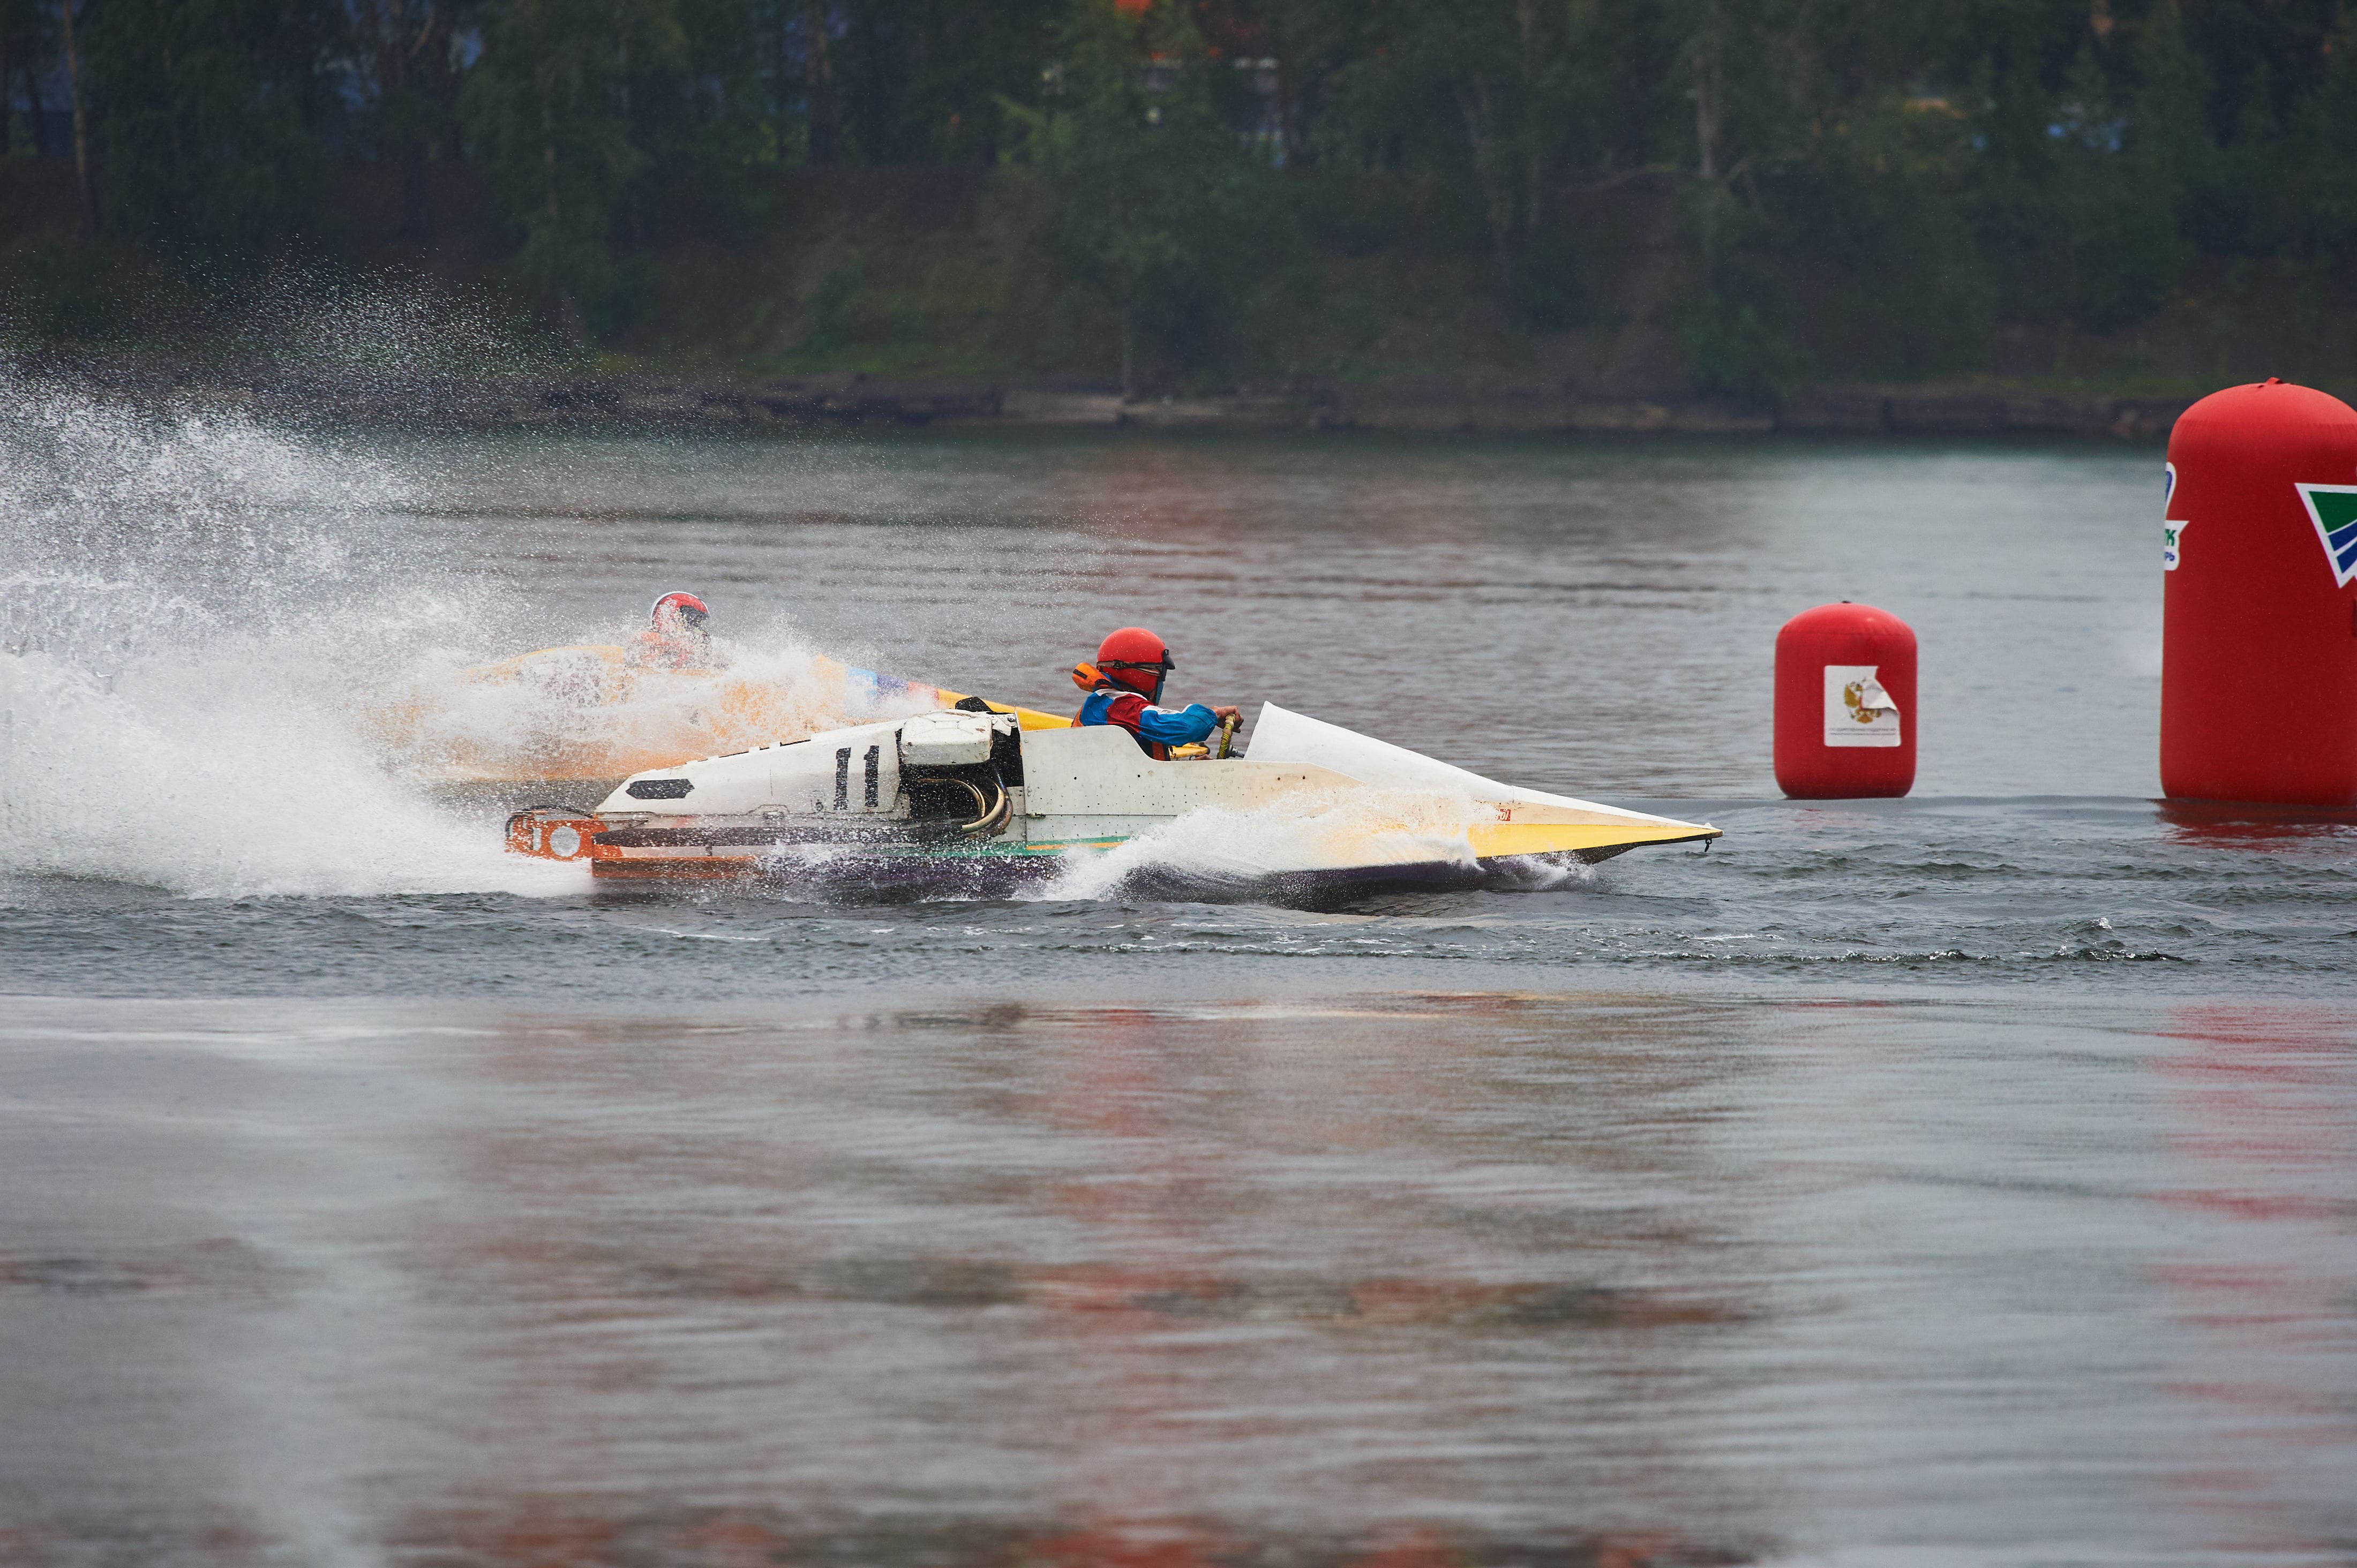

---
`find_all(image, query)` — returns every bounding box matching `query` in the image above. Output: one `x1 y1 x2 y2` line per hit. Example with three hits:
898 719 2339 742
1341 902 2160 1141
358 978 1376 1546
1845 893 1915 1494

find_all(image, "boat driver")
636 591 711 669
1071 627 1241 759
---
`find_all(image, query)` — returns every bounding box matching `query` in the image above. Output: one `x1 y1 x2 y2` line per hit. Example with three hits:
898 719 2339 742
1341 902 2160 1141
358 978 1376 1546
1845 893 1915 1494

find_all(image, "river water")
2 379 2352 1567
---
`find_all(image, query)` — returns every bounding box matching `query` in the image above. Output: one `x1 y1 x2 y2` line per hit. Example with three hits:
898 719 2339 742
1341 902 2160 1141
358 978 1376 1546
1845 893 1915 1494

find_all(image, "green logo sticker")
2298 483 2357 589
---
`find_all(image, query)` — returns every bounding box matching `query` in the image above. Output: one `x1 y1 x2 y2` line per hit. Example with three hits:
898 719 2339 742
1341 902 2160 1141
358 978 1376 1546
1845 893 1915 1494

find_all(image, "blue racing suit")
1075 685 1219 760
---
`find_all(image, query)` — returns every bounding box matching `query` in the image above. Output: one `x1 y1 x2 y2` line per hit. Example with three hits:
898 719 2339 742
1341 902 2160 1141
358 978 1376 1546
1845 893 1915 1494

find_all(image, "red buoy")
2161 379 2357 806
1774 602 1917 798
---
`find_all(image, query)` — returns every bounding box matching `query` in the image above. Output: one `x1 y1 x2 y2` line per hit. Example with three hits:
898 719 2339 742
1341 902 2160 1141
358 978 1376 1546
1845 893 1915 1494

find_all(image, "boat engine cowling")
898 709 1021 836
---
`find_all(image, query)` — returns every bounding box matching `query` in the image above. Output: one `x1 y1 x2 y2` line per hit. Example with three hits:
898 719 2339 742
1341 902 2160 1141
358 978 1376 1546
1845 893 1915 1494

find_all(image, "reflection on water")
2151 1005 2357 1562
2154 798 2357 851
4 990 2353 1565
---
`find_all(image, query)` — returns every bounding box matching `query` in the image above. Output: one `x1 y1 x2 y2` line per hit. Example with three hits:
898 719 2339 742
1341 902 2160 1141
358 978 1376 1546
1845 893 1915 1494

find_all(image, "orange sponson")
505 810 604 861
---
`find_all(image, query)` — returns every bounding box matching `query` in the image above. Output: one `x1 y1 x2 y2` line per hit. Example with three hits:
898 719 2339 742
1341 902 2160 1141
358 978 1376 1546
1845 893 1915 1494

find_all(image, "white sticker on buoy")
2162 462 2189 571
1824 665 1901 747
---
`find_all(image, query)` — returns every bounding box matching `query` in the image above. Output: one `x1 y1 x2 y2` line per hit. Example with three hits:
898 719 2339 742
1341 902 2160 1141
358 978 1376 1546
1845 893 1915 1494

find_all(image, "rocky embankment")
55 361 2200 439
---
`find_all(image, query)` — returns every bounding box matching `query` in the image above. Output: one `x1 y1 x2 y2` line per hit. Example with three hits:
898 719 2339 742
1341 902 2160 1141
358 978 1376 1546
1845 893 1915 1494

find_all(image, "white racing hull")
506 703 1719 894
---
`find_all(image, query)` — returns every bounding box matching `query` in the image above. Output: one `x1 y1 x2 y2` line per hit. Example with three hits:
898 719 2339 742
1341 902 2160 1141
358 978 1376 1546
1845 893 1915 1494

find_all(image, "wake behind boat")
507 701 1719 896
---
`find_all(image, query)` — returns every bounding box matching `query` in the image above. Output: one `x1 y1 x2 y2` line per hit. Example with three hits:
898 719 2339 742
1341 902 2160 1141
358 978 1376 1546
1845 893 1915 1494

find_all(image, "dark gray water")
3 388 2352 1566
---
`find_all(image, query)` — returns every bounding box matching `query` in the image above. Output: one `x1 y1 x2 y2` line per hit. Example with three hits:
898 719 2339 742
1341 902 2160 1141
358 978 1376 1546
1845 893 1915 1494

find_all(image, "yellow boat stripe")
1464 821 1719 860
935 689 1071 729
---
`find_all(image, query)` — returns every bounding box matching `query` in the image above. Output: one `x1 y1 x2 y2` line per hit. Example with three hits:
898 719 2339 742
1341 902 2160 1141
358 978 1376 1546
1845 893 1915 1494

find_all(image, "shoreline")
21 361 2204 440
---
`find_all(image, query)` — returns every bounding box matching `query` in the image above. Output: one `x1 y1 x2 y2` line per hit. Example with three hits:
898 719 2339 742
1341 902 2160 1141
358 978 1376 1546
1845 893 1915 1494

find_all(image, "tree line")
4 0 2354 387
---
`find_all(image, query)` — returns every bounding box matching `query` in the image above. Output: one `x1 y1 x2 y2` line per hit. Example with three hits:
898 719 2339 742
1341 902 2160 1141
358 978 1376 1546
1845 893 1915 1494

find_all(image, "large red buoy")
1774 602 1917 798
2161 379 2357 806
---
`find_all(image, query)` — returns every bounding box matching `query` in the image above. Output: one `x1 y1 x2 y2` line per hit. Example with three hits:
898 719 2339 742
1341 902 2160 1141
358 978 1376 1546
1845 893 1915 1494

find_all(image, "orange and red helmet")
651 591 709 636
1075 626 1175 699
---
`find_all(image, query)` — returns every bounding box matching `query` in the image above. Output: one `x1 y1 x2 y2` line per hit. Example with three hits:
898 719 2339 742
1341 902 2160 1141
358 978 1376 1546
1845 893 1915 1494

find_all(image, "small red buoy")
1774 602 1917 798
2161 378 2357 806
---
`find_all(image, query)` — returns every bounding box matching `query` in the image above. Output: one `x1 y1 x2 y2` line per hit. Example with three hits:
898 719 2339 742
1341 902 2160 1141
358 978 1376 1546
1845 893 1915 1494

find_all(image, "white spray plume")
0 368 571 898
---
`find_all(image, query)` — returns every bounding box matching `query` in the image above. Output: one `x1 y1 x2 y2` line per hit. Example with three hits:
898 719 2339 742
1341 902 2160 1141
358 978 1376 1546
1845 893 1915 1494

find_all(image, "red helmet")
651 592 709 635
1094 626 1173 698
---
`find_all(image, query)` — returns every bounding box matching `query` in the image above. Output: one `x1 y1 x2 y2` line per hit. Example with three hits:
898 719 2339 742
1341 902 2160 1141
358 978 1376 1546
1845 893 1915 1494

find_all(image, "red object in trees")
2160 379 2357 806
1774 602 1918 799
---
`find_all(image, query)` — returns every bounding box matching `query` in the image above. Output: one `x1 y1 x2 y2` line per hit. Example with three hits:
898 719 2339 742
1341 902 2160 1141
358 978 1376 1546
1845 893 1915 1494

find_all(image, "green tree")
1001 0 1282 394
350 0 480 238
0 0 60 160
832 0 1061 164
2113 0 2206 303
2303 5 2357 290
1324 0 1608 323
459 0 687 333
2039 37 2175 332
83 0 348 253
1776 89 1995 380
642 0 770 233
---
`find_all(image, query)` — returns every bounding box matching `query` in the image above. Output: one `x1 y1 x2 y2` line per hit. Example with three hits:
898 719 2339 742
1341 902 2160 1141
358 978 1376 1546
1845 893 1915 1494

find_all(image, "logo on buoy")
2161 463 2190 571
1822 665 1901 748
2296 481 2357 588
2162 519 2190 571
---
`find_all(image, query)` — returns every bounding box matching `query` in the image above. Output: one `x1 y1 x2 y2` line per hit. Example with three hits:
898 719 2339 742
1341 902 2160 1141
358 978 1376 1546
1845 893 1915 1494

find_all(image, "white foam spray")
0 359 987 899
372 637 949 787
0 366 573 897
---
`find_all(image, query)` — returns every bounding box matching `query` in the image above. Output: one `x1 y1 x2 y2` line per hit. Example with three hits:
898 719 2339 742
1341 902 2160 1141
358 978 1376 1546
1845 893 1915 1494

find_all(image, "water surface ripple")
2 405 2352 1566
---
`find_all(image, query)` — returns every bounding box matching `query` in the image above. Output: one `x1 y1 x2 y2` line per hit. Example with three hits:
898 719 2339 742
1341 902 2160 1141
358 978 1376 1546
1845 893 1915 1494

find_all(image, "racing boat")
506 700 1719 894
